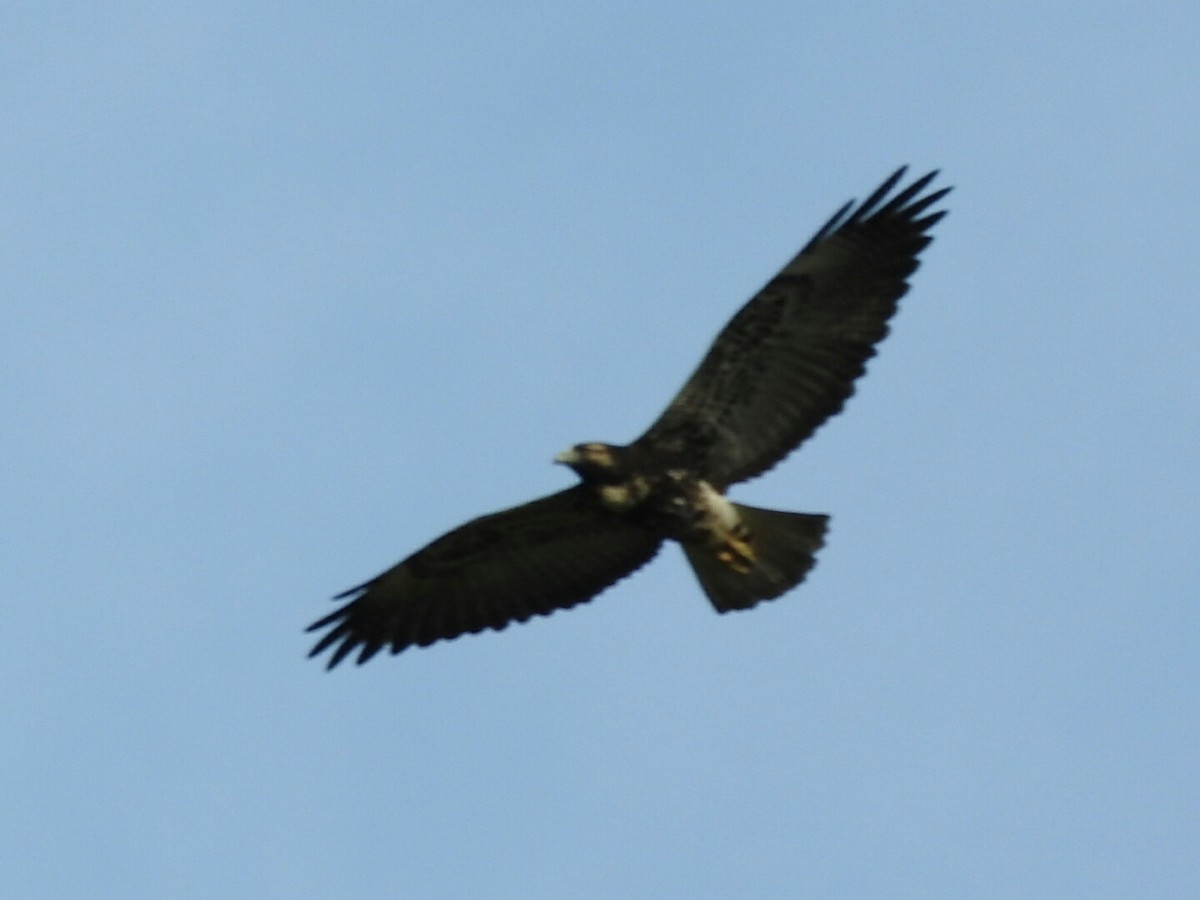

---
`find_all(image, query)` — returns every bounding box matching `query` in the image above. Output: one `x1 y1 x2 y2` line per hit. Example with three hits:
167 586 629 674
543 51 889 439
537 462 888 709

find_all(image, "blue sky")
4 3 1198 897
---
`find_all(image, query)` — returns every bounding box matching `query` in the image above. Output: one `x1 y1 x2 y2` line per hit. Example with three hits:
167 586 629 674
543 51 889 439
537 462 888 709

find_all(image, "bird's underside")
307 167 950 668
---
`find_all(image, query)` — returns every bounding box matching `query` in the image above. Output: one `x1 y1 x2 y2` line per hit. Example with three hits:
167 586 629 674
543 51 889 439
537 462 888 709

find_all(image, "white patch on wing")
598 476 651 512
599 484 635 510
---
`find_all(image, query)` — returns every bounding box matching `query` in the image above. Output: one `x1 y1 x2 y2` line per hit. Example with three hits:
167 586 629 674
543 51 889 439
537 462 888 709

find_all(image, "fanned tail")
683 504 829 613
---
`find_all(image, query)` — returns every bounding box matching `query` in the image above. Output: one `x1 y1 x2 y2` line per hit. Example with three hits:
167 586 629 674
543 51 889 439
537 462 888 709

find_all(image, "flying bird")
308 167 950 668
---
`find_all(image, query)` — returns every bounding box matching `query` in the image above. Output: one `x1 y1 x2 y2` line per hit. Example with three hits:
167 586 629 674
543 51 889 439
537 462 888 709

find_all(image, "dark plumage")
307 167 950 668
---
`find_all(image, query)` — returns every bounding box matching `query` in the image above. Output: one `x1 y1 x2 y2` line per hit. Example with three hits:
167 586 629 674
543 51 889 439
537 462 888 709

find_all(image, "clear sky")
4 3 1198 898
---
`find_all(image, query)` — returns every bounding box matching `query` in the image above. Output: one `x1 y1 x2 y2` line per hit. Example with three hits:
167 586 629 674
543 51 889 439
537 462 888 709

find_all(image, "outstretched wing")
635 168 950 488
307 486 661 668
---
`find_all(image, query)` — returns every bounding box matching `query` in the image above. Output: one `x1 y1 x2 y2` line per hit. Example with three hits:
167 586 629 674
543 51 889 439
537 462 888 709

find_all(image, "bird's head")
554 442 627 482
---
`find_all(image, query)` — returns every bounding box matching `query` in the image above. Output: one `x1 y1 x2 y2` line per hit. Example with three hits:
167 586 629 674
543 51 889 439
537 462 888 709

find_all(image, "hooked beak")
554 447 581 466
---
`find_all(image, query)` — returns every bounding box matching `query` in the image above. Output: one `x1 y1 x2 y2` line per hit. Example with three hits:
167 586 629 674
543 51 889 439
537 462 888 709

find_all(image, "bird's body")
308 167 950 668
552 441 829 612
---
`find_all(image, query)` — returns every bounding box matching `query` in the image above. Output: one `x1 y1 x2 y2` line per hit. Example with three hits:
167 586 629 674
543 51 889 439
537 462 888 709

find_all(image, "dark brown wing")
634 168 950 488
307 486 662 668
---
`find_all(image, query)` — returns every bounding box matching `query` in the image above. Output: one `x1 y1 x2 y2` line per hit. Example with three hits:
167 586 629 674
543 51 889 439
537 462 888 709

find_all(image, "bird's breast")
596 476 652 512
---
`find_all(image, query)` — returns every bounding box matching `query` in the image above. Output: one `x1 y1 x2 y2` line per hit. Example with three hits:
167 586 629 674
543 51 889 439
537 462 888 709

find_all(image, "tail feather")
682 504 829 613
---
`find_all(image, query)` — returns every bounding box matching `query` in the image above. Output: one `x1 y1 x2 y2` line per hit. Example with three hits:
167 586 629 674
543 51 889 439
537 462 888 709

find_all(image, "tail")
682 504 829 613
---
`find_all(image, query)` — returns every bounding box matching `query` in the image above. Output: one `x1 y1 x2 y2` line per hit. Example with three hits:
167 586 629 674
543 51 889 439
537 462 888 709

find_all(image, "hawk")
308 167 950 668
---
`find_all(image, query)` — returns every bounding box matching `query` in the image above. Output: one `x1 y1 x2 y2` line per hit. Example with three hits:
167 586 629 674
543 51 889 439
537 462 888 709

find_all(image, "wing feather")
307 486 662 668
635 167 950 487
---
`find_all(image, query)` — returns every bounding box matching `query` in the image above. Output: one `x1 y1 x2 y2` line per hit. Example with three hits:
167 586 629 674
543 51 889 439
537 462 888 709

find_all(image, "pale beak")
554 448 581 465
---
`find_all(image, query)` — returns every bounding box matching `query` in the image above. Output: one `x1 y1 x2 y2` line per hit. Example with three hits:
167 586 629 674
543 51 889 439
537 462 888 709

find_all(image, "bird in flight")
308 167 950 668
